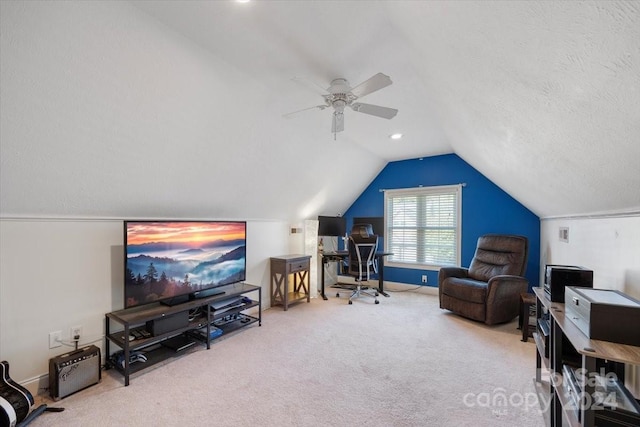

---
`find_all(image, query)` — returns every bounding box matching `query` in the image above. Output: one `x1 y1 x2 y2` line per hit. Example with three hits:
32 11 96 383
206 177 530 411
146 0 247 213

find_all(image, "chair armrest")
485 275 529 325
438 266 469 284
438 267 469 306
486 275 528 298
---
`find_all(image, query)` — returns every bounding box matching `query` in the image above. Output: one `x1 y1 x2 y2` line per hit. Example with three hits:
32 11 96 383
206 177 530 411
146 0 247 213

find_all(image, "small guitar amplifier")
49 345 101 400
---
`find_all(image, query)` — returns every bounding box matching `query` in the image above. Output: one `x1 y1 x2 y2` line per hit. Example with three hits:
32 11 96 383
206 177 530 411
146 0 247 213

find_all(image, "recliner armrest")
438 266 469 283
486 274 528 292
485 275 529 325
438 266 469 307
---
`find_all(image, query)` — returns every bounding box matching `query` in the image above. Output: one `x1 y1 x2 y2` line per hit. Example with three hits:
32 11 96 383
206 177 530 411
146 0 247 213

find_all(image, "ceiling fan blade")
350 73 393 99
331 112 344 133
350 102 398 119
282 104 327 119
290 76 329 96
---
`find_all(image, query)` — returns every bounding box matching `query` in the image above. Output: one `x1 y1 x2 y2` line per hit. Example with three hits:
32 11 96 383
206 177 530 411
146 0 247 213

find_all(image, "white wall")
540 214 640 296
0 218 289 395
540 213 640 397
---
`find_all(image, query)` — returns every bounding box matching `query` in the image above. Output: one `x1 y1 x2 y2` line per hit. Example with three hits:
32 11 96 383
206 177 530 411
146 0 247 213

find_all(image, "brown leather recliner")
438 234 529 325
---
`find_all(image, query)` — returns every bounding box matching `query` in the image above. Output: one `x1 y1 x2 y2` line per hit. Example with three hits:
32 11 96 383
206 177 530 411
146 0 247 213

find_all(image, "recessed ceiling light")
390 133 403 140
237 0 250 3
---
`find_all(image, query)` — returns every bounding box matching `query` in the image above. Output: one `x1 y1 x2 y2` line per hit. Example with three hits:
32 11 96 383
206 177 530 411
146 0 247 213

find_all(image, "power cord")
385 285 423 292
188 307 202 322
58 335 104 349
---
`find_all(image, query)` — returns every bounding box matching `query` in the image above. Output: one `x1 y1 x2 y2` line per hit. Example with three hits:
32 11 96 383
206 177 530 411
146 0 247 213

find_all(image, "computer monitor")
352 217 384 237
317 216 346 237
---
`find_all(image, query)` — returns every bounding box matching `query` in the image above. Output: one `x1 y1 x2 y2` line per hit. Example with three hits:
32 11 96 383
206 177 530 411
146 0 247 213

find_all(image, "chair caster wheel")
348 300 353 305
375 300 379 304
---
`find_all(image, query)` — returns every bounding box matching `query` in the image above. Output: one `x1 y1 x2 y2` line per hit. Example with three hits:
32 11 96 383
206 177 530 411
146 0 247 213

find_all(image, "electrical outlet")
421 275 427 283
49 331 62 349
71 325 82 341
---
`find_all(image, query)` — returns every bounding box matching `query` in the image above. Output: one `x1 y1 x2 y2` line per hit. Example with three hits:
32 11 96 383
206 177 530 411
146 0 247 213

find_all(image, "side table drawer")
288 259 310 273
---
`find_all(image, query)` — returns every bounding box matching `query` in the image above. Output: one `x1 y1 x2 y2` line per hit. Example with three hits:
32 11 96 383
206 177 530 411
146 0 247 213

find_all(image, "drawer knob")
572 297 579 306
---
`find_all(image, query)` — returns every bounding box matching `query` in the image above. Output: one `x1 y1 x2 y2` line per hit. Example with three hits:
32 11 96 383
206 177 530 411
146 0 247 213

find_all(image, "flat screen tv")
124 221 246 308
317 215 346 237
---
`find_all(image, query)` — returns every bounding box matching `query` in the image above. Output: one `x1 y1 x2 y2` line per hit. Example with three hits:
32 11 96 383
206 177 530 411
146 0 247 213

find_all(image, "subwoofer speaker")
49 345 101 400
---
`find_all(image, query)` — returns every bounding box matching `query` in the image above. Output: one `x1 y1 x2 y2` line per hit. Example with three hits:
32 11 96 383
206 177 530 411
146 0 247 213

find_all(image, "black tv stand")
105 282 260 386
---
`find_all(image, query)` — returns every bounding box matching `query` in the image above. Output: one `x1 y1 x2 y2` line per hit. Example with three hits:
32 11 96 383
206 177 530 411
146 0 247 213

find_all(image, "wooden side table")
518 292 536 342
270 255 311 310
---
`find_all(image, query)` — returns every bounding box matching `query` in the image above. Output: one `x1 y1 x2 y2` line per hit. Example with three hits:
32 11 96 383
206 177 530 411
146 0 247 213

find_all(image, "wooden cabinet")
270 255 311 310
105 283 261 386
533 287 640 426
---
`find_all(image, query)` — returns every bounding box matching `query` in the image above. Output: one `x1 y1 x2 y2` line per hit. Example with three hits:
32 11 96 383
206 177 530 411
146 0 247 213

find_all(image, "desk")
320 251 392 300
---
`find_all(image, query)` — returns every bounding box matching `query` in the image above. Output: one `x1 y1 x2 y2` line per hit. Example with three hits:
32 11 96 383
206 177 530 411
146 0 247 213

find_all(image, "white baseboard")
22 373 50 397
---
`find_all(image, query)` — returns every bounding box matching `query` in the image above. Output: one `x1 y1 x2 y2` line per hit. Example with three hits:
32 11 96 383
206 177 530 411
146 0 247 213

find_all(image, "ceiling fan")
284 72 398 137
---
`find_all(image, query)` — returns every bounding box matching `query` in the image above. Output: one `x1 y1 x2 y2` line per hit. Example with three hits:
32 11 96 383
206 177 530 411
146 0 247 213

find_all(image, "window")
384 184 461 269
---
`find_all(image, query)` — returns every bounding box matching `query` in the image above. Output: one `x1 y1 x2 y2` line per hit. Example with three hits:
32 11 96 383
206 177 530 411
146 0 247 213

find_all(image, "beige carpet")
30 290 545 427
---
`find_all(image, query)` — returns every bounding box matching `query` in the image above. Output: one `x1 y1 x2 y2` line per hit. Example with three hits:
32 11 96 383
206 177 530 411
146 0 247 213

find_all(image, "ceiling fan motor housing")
328 78 350 93
326 78 355 111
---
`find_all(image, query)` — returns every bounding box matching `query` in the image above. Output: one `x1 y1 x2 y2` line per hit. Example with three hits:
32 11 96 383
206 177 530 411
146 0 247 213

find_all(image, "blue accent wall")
342 154 540 290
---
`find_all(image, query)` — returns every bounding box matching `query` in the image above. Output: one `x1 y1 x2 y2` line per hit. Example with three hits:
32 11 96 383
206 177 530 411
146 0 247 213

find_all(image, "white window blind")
384 185 461 268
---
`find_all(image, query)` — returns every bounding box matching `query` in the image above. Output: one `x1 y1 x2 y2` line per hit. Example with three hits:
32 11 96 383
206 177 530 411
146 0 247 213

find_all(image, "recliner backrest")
468 234 528 282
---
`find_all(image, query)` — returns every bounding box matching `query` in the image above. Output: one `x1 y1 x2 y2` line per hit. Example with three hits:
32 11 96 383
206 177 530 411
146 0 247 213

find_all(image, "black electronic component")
544 265 593 302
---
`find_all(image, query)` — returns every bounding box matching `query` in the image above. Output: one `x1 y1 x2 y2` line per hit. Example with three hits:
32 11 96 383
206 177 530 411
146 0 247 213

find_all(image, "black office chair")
350 223 378 272
345 229 380 305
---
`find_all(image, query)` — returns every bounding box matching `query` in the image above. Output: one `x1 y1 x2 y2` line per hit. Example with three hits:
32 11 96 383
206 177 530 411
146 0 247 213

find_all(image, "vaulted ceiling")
1 1 639 220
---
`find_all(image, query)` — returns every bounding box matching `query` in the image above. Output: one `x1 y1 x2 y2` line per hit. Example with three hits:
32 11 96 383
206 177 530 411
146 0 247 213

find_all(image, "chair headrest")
350 233 378 246
351 223 374 238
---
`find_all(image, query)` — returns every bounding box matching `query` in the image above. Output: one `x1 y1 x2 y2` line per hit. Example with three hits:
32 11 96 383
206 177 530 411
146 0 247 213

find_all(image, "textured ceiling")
1 1 639 220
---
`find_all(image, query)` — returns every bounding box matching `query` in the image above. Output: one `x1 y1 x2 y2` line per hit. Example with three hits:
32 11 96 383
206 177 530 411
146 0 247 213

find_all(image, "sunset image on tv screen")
124 221 246 307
